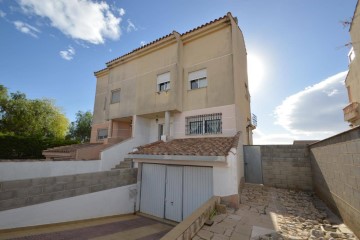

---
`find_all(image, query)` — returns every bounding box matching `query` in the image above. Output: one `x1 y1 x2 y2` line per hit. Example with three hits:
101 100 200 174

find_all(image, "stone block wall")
0 168 137 211
309 126 360 237
161 196 220 240
260 145 312 191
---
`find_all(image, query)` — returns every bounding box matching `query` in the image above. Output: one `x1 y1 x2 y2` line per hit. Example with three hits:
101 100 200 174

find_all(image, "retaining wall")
161 196 220 240
0 160 101 181
309 126 360 237
260 145 313 191
0 168 137 211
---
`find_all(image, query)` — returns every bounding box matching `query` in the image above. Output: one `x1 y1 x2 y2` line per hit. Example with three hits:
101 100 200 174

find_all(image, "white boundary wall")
0 184 136 230
0 161 101 181
100 115 151 170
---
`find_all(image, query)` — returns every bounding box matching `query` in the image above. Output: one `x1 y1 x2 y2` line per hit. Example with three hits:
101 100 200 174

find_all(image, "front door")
165 166 183 222
158 124 164 140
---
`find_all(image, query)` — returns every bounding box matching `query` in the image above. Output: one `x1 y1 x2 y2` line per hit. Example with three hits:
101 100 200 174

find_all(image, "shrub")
0 135 78 159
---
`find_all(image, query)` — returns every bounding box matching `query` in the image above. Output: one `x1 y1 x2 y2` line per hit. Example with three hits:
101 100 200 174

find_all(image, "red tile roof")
43 143 102 153
130 132 240 157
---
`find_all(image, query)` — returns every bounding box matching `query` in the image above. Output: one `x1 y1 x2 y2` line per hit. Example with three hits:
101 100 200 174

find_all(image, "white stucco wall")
0 161 101 181
100 115 152 170
0 184 137 230
213 148 240 197
172 104 237 139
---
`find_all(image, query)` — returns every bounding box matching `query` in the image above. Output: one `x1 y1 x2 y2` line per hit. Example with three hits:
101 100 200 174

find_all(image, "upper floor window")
157 72 170 92
185 113 222 135
97 128 108 140
111 89 121 103
189 69 207 90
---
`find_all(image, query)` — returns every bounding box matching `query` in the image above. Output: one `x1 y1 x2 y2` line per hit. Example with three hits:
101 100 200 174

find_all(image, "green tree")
0 86 69 138
67 111 92 142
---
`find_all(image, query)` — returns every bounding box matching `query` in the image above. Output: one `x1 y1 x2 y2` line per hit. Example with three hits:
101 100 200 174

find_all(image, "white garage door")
140 164 166 218
140 164 213 222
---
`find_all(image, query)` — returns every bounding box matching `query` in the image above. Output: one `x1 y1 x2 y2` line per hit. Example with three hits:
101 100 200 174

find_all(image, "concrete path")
193 184 358 240
0 215 172 240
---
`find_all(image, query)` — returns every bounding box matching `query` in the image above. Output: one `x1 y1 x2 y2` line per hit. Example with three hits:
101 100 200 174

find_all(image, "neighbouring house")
344 0 360 127
45 12 255 222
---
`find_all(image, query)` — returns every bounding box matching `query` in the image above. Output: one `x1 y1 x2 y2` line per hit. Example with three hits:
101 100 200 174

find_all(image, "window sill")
187 86 207 92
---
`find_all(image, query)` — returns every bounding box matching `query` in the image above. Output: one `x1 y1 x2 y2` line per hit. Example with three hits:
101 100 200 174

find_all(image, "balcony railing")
252 114 257 128
343 102 360 122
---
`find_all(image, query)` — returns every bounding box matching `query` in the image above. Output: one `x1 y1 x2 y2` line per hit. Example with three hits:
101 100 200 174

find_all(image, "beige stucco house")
344 1 360 127
91 13 254 145
45 13 255 222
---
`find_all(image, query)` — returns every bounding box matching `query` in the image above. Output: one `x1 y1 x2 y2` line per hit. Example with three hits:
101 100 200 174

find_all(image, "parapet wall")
0 168 137 211
309 126 360 237
260 145 313 191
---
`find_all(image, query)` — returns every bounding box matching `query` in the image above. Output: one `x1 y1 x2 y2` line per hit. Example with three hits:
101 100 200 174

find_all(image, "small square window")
157 72 171 92
189 69 207 90
111 89 120 104
97 128 108 140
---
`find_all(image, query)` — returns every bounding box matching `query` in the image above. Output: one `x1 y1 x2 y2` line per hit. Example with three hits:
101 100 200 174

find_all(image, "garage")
139 163 213 222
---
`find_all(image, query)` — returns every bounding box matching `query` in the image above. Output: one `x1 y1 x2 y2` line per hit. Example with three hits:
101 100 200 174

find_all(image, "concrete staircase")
112 158 133 170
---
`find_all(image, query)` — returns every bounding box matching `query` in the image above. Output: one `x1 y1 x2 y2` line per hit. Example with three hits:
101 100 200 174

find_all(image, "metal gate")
243 146 263 184
140 164 213 222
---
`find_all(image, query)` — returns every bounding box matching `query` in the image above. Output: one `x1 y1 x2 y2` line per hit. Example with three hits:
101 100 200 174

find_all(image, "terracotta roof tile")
43 143 102 153
130 132 240 157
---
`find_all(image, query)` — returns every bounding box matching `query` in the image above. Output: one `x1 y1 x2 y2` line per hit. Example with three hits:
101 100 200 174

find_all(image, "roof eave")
127 154 226 162
349 0 359 32
106 33 176 68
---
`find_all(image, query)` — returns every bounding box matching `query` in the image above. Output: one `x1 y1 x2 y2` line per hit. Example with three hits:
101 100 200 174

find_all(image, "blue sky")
0 0 357 143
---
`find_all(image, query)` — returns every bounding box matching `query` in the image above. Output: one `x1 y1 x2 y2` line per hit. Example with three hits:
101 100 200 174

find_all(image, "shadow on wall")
309 126 360 238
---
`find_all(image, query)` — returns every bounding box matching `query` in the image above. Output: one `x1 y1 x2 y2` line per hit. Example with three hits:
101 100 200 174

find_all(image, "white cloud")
140 41 146 46
119 8 125 16
274 71 349 135
59 46 75 60
0 10 6 18
13 21 40 37
126 19 137 32
19 0 122 44
253 129 299 145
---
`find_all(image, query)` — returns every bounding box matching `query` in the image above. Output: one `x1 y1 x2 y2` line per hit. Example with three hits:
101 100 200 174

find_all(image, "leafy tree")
0 85 69 138
66 111 92 142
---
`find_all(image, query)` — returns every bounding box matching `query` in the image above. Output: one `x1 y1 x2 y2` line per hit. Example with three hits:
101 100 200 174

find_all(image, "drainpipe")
163 111 171 142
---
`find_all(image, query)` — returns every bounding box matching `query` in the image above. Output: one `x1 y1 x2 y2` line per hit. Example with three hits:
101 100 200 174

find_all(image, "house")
344 0 360 127
47 12 255 222
91 12 254 222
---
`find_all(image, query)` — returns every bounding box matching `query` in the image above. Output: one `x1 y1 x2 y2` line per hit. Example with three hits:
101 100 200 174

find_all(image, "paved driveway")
0 215 172 240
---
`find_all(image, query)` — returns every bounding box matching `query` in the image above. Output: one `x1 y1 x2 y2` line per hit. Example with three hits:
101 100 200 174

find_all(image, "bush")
0 135 79 159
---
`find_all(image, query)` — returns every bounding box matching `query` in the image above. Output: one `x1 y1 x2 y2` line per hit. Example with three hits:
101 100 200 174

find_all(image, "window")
348 47 356 63
157 72 170 92
189 69 207 90
97 128 108 140
111 89 120 103
186 113 222 135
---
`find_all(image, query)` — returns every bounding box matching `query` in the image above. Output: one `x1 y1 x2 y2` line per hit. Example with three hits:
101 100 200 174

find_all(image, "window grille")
185 113 222 135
